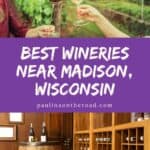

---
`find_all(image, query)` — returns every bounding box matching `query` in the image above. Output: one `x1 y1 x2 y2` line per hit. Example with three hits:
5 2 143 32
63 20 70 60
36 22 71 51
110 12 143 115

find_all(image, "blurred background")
14 0 150 37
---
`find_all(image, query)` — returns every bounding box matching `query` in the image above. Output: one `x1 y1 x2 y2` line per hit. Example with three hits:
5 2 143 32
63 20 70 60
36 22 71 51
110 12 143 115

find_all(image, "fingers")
78 4 92 9
37 25 55 38
78 4 100 15
78 8 89 17
39 25 55 32
77 5 93 21
77 5 93 18
77 4 101 22
38 32 52 38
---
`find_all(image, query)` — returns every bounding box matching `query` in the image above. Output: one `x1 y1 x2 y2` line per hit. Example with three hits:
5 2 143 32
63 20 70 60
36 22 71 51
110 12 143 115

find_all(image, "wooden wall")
0 113 73 150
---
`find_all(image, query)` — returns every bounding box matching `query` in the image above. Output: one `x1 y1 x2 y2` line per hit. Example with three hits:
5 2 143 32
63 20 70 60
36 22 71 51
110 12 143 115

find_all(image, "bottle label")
28 136 33 142
41 136 47 142
130 137 136 142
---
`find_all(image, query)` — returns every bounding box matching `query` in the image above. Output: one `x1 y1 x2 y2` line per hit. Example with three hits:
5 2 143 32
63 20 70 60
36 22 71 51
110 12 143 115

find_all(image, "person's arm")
94 13 129 38
78 5 129 38
7 0 28 37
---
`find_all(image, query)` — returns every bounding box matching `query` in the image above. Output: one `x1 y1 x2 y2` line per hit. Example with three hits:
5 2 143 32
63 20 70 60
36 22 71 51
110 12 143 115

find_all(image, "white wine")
71 0 83 5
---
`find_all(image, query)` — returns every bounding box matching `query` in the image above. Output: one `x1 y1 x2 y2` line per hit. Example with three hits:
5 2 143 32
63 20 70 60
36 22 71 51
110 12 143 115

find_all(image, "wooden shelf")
121 143 144 146
73 113 150 150
97 143 112 145
74 130 89 134
115 120 148 130
93 127 112 133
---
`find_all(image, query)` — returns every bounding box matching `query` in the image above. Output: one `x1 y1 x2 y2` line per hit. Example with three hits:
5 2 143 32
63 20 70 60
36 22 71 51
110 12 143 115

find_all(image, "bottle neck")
29 124 35 136
41 122 47 136
41 127 46 135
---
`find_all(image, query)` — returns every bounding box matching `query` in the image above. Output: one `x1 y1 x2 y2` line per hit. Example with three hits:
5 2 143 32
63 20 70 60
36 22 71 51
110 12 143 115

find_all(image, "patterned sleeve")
7 0 29 37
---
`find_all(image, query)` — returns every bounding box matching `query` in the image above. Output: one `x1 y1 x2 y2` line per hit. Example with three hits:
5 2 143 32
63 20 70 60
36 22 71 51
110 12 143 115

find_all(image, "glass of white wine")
71 0 88 27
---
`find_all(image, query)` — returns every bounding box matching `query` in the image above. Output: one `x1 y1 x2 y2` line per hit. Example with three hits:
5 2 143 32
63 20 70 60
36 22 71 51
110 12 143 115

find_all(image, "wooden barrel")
18 141 62 150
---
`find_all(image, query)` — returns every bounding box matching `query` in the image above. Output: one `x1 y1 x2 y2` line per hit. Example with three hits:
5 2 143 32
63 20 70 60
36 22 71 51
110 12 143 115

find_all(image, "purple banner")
0 38 149 112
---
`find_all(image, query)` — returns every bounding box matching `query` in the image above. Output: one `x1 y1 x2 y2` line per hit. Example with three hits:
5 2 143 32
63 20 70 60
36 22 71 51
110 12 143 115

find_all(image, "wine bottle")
125 137 129 142
131 112 137 122
80 146 83 150
144 112 150 120
140 136 144 142
130 136 136 142
136 112 144 121
28 123 35 142
40 122 47 142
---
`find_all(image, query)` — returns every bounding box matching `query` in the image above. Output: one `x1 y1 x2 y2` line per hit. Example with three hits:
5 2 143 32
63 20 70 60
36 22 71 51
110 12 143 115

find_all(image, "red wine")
28 123 35 142
40 122 47 142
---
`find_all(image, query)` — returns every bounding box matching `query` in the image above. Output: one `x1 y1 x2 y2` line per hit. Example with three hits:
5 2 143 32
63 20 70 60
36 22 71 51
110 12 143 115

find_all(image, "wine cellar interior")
73 113 150 150
0 113 150 150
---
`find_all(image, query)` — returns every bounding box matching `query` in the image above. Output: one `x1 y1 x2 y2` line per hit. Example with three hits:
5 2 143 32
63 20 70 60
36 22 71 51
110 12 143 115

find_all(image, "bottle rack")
75 133 90 150
94 131 112 150
73 113 150 150
116 127 144 150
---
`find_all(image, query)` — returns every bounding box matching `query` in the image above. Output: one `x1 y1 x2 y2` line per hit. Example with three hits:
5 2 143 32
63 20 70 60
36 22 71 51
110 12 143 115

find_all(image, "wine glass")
72 0 83 5
71 0 88 26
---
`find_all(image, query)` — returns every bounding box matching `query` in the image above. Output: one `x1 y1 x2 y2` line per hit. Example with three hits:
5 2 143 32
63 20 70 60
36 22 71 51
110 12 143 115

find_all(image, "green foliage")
145 0 150 5
87 0 150 36
101 1 150 36
128 0 150 5
104 1 150 22
15 0 53 27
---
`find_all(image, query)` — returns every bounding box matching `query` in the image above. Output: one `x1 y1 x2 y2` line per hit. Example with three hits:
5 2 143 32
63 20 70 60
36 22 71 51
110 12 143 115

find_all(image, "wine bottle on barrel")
40 122 47 142
28 123 35 142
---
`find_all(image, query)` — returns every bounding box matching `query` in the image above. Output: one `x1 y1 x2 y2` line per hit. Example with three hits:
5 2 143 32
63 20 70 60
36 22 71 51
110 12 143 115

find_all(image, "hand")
35 25 55 37
77 5 129 38
77 5 101 23
26 25 55 38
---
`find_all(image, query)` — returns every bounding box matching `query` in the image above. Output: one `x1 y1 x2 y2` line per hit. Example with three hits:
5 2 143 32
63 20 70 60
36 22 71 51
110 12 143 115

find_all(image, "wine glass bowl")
72 0 83 5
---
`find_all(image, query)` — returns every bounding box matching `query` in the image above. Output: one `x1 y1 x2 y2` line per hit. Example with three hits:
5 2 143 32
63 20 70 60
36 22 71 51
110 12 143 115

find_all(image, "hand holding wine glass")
76 4 129 37
71 0 88 26
77 4 102 23
26 25 55 38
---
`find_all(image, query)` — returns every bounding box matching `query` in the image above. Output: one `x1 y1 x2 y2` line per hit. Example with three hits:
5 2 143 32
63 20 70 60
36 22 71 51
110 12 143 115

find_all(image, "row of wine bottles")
95 137 111 143
78 138 89 142
79 145 90 150
29 122 47 142
131 112 150 122
125 136 144 142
